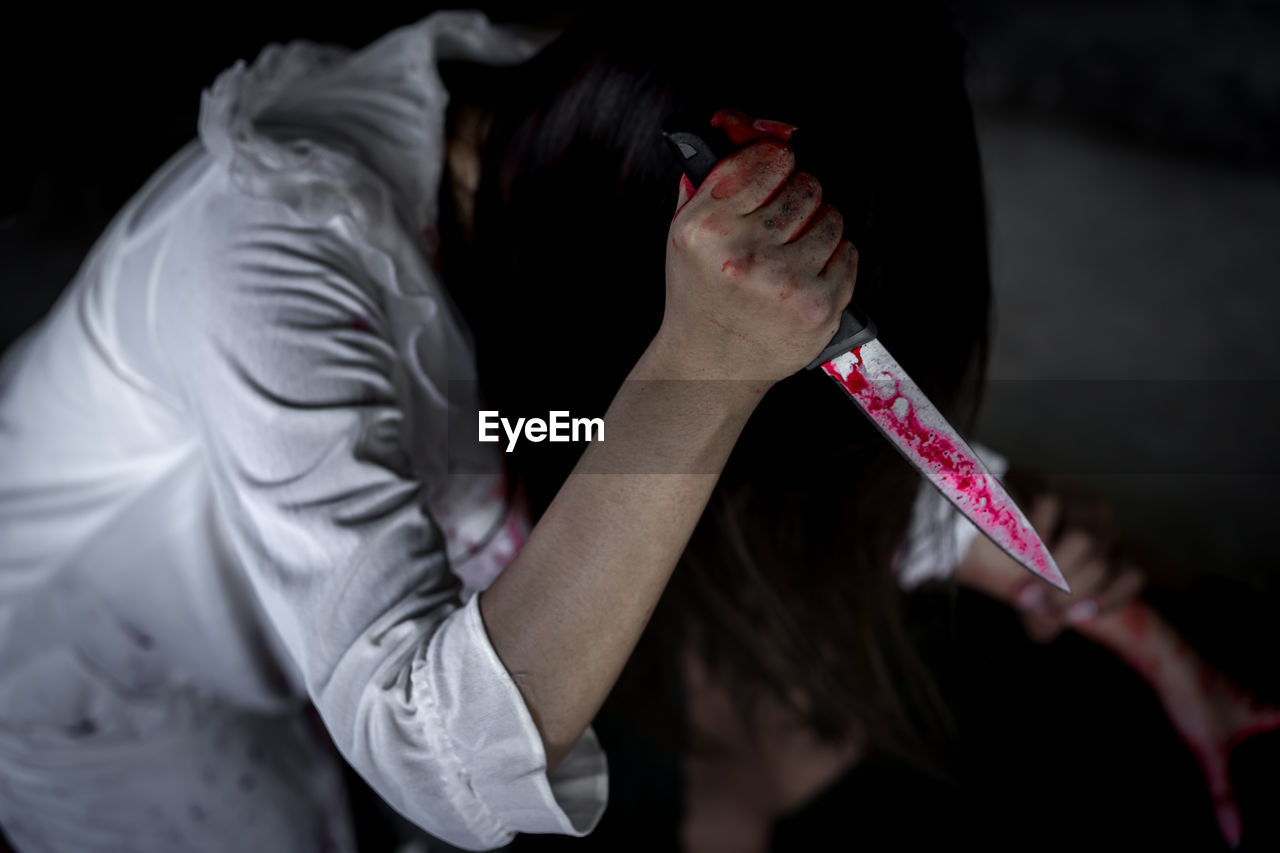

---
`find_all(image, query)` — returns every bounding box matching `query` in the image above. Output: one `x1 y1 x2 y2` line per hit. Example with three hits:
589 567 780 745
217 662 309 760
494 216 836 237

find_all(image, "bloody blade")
663 109 1069 593
818 341 1069 592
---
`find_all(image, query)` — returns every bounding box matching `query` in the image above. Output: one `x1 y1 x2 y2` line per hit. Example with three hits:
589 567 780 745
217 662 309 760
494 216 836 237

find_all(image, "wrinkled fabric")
0 11 604 852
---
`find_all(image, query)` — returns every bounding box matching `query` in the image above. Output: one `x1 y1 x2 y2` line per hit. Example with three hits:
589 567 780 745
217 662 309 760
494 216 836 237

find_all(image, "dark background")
2 2 1278 850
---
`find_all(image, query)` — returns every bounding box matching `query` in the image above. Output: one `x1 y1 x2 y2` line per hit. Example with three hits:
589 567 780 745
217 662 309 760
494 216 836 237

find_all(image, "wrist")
642 325 774 385
634 331 769 415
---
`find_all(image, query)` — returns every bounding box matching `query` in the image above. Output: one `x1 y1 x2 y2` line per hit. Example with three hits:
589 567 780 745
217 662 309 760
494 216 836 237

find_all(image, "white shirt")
0 11 603 851
0 9 1002 850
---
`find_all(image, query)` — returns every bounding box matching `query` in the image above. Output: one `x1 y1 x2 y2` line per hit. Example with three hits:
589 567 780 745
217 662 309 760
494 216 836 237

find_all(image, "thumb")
711 107 798 144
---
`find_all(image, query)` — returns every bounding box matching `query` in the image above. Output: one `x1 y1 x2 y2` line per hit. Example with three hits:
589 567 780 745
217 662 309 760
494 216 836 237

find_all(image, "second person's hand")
957 491 1146 643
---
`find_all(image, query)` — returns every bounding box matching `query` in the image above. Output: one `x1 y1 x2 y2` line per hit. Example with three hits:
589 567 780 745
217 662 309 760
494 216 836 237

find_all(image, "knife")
663 111 1069 593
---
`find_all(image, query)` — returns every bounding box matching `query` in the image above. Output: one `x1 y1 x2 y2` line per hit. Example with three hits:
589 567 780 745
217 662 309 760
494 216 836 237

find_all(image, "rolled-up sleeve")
151 192 606 849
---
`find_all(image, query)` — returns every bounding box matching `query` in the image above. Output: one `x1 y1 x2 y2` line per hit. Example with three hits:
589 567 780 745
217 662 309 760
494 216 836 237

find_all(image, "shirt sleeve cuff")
420 593 609 845
895 442 1010 590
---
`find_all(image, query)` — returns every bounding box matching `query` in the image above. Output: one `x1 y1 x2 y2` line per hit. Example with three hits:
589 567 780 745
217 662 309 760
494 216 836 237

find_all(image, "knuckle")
742 137 789 164
795 288 835 326
672 220 711 256
793 171 822 200
831 239 855 267
671 215 697 243
840 277 857 302
746 143 795 185
823 206 845 236
767 141 797 171
682 209 734 248
756 244 784 268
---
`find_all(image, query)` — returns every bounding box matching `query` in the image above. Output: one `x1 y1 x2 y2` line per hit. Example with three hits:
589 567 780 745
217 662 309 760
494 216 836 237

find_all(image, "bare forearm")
478 336 765 769
957 527 1280 848
479 126 854 772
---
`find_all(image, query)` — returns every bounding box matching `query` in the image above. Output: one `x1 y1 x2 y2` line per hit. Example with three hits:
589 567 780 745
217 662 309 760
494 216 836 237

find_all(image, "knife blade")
663 110 1069 593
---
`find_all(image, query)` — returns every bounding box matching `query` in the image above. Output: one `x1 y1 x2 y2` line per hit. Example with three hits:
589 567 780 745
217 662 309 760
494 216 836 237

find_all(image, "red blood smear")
752 118 797 141
1120 601 1150 640
710 173 745 201
1078 601 1280 850
710 108 797 144
821 348 1053 578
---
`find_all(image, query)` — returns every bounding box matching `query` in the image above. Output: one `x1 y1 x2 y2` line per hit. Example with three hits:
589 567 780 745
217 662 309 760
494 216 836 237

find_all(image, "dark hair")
440 1 991 779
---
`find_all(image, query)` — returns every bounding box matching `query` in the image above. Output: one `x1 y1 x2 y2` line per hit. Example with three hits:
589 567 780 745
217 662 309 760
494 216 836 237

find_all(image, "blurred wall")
952 0 1280 591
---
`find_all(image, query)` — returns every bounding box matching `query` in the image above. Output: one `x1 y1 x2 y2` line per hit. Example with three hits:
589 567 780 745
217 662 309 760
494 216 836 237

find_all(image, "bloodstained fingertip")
711 107 799 145
1215 799 1242 849
751 118 798 141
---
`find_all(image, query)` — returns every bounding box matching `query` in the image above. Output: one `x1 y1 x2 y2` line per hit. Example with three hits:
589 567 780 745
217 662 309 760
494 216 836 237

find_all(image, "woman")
465 8 1275 852
0 4 1168 852
455 6 1037 850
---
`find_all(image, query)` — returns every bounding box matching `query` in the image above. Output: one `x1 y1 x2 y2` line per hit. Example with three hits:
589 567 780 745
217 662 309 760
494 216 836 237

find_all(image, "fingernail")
751 118 798 141
1016 585 1046 611
1066 600 1099 623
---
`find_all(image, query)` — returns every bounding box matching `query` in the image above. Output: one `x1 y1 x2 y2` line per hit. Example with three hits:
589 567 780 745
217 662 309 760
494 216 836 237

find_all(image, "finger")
1046 555 1107 620
710 107 798 145
779 204 844 275
1051 529 1093 572
1014 580 1050 615
818 240 858 315
1067 556 1109 599
1039 535 1104 618
1029 493 1062 539
819 240 858 307
747 171 823 243
704 139 796 214
1078 566 1145 621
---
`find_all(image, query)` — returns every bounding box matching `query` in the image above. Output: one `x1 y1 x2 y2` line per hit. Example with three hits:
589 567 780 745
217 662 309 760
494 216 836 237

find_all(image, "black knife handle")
660 111 877 370
661 110 735 187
